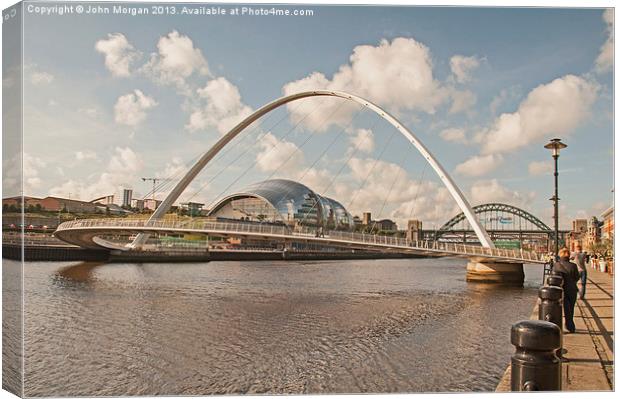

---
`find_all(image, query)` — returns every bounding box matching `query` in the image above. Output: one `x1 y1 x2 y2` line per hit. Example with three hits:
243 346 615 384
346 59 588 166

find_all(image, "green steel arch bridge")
425 203 569 251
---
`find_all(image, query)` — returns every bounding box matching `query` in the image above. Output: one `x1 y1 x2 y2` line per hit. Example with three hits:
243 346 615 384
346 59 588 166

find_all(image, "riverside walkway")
497 267 614 391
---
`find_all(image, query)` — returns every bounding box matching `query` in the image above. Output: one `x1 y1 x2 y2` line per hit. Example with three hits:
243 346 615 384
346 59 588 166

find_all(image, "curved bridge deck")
55 219 545 264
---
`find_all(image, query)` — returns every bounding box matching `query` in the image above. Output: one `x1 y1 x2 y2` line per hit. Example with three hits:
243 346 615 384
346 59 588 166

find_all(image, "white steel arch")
132 90 495 248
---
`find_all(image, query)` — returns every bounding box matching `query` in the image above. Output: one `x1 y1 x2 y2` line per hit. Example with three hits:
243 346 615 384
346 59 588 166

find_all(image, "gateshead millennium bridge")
55 90 547 284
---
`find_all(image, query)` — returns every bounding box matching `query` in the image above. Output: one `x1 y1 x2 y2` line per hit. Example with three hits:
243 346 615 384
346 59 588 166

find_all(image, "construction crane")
141 177 176 202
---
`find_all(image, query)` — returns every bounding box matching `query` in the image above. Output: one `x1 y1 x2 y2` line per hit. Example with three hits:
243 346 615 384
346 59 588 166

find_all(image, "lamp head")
544 138 567 157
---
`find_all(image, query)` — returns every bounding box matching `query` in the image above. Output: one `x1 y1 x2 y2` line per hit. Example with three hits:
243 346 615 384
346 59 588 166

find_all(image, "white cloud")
455 154 503 177
489 86 521 115
50 147 144 201
281 74 359 132
439 127 467 144
298 167 332 193
2 153 47 195
255 132 304 172
282 37 449 131
78 107 102 118
595 9 614 73
75 150 98 162
107 147 143 175
479 75 598 155
186 77 253 135
95 33 140 77
470 179 535 206
30 71 54 86
391 186 459 228
156 157 188 179
114 89 158 126
344 157 459 227
449 89 477 114
24 153 46 193
142 30 210 91
528 160 553 176
349 128 375 153
450 55 481 84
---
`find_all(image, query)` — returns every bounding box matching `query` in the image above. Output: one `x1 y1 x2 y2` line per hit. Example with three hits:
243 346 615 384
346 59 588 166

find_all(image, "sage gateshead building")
207 179 354 231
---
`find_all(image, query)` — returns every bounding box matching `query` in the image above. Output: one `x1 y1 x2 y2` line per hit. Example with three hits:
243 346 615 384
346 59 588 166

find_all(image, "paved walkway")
496 267 614 391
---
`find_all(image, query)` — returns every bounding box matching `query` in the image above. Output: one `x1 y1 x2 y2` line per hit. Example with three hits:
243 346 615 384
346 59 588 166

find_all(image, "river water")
6 258 542 395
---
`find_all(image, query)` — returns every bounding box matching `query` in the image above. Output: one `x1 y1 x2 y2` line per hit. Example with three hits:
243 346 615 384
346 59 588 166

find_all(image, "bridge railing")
56 218 544 262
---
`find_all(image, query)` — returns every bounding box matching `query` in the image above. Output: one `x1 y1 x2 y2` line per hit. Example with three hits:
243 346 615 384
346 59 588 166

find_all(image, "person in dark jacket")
552 247 580 333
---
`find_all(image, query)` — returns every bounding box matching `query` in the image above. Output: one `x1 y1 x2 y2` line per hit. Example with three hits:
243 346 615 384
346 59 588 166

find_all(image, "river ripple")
8 258 541 395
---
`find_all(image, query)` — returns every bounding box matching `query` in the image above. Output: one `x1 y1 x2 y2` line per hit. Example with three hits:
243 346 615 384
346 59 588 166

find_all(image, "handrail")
55 218 544 262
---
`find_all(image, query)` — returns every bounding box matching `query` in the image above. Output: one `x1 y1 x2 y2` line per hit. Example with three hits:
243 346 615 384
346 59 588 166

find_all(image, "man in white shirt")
571 245 587 300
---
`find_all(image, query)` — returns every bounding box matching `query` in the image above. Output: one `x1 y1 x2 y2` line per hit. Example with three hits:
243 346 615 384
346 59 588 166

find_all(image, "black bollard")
511 320 562 391
539 286 563 326
539 285 564 358
546 274 563 288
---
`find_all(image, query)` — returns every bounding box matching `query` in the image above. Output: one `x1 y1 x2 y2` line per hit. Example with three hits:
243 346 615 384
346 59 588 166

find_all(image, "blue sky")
5 2 614 229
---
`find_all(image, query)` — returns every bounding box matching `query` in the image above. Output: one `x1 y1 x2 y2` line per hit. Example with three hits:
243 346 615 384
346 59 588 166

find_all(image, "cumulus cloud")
107 147 143 174
30 71 54 86
95 33 140 77
449 89 477 114
489 86 521 115
349 128 375 153
478 75 598 155
344 157 459 227
391 186 459 228
255 132 304 172
2 153 47 195
455 154 503 177
450 55 481 84
23 64 54 86
23 153 46 193
281 74 359 132
75 150 98 162
528 160 553 176
142 30 210 91
439 127 467 143
470 179 535 207
282 37 449 131
114 89 158 126
298 167 333 193
78 107 102 118
50 147 143 201
186 77 253 135
595 9 614 73
156 157 188 179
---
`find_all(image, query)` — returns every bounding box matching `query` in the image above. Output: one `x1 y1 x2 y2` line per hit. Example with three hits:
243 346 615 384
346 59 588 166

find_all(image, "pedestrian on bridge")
553 247 580 333
571 245 587 300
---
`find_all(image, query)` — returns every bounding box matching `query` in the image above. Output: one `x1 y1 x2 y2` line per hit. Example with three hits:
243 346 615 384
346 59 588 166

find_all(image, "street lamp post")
544 138 567 260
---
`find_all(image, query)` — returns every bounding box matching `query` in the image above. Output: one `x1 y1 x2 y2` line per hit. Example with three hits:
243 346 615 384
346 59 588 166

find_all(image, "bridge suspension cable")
408 162 428 221
295 108 380 227
184 99 325 205
139 107 287 203
346 123 399 213
130 90 495 249
369 150 408 233
269 102 366 215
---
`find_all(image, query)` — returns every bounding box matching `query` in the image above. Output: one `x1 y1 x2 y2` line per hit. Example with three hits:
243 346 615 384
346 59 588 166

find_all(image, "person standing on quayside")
553 247 580 333
571 245 587 299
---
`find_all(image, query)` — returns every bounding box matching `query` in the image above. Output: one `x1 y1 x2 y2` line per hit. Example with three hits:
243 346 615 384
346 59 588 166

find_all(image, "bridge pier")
466 261 524 285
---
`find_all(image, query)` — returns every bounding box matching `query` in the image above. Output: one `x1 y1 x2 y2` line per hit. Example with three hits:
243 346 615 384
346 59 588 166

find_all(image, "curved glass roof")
208 179 354 229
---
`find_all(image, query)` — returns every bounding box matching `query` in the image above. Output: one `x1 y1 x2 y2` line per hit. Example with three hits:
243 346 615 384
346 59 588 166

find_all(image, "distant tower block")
122 188 133 208
407 219 423 241
362 212 372 225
